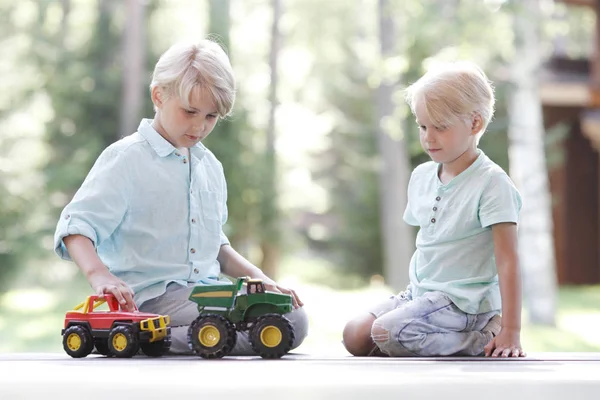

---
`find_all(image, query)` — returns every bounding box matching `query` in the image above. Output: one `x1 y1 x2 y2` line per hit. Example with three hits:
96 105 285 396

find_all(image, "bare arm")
484 222 526 357
218 244 270 281
63 234 135 310
218 244 303 308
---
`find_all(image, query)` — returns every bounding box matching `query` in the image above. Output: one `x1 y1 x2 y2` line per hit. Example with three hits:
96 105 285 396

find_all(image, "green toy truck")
186 277 295 359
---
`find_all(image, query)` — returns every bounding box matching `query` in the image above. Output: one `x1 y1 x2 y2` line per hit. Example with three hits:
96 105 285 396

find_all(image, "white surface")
1 353 600 399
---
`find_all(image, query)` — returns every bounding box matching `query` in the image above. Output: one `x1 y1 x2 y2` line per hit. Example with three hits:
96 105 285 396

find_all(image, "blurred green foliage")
0 0 594 293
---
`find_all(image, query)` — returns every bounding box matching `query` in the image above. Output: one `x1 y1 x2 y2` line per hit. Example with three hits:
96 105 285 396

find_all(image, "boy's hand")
484 327 526 358
88 269 136 311
262 279 303 309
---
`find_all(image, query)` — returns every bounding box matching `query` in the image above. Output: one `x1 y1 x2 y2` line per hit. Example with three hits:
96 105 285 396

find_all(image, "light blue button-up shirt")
54 119 230 306
403 149 522 314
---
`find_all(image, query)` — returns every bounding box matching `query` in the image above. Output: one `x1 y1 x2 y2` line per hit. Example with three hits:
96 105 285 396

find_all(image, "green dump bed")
188 279 243 309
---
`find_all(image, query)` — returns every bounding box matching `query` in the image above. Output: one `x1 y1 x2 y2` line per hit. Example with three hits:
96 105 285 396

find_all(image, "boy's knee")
372 318 423 357
342 313 376 356
371 320 390 344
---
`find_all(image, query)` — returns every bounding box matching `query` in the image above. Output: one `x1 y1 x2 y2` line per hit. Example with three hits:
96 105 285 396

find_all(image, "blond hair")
405 61 495 141
150 39 236 117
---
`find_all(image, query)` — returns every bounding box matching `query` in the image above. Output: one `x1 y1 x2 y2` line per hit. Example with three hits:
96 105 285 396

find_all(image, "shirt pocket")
199 190 222 233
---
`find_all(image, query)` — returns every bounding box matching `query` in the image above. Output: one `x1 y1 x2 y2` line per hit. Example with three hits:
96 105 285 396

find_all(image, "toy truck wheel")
94 338 113 357
63 325 94 358
108 325 140 358
141 337 171 357
249 314 295 359
188 314 237 359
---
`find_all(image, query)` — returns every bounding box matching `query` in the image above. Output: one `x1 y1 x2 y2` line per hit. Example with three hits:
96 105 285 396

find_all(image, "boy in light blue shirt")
54 39 307 355
342 61 525 358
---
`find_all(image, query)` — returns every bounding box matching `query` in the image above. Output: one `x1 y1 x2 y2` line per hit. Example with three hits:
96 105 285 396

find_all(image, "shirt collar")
436 148 486 188
138 118 207 159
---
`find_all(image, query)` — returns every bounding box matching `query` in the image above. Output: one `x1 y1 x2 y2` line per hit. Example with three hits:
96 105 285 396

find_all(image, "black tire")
140 337 171 357
94 338 113 357
108 325 140 358
249 314 294 359
187 314 236 359
63 325 94 358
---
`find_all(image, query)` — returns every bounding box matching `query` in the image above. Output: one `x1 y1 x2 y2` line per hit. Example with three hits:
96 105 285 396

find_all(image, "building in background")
539 0 600 284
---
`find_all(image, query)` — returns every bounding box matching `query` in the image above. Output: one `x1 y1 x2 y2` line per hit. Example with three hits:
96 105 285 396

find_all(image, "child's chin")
428 152 443 161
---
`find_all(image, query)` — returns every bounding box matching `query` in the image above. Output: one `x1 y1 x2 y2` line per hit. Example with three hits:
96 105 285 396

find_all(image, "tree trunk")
260 0 283 279
376 0 413 291
508 0 557 325
120 0 146 138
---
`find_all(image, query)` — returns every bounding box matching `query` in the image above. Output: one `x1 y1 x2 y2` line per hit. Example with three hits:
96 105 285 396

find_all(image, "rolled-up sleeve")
54 146 130 261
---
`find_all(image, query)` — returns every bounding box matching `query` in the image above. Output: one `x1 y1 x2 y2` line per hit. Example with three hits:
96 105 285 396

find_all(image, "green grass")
520 285 600 352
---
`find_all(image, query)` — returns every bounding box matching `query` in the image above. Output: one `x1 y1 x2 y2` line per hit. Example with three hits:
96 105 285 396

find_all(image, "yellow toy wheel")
259 325 282 348
111 332 128 352
199 325 221 347
250 314 294 359
188 314 236 359
66 333 82 351
108 325 140 358
62 325 94 358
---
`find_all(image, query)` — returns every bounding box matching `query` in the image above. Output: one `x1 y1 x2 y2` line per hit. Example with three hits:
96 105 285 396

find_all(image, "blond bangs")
405 61 495 136
151 40 236 117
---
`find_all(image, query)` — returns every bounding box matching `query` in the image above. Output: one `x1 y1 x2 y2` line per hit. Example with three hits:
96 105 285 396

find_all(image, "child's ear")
471 114 483 135
151 86 164 109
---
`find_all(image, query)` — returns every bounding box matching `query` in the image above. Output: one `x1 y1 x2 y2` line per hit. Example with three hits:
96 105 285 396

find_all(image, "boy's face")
414 99 479 165
151 86 219 149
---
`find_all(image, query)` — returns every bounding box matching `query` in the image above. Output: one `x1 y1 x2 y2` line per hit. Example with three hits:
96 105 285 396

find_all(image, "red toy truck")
62 294 171 358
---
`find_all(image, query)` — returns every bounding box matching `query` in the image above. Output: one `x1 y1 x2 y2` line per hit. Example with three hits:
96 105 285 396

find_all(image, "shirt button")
65 214 70 220
190 248 196 254
191 218 196 223
435 196 441 201
431 218 436 223
193 268 199 274
183 159 188 164
175 152 181 157
433 207 438 211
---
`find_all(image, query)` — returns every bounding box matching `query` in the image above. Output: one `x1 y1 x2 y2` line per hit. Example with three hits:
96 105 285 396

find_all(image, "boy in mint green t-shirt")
342 61 525 358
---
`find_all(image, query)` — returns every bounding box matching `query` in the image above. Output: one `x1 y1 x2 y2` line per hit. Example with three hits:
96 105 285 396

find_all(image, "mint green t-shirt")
403 149 522 314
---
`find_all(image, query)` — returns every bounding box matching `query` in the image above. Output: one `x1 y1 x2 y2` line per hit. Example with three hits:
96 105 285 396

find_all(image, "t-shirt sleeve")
478 172 522 228
403 171 419 226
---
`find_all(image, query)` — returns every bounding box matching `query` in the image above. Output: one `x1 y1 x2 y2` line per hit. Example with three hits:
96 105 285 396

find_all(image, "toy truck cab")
62 294 171 358
187 277 295 359
247 280 265 294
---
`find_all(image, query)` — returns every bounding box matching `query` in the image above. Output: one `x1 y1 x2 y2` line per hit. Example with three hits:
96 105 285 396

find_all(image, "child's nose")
194 121 206 132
